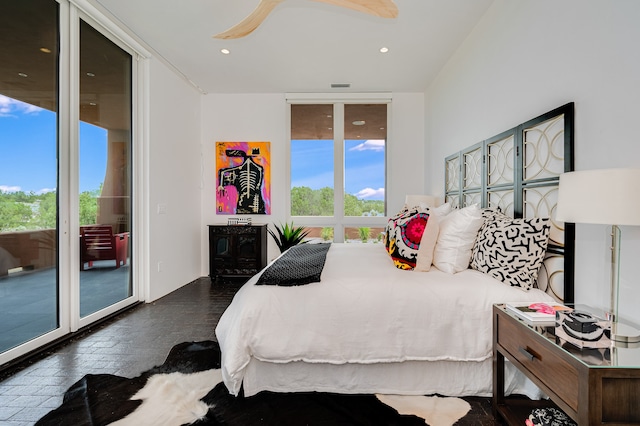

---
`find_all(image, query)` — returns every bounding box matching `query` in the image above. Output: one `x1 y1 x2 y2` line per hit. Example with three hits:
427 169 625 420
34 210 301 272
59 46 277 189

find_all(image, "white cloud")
37 188 56 195
355 187 385 199
0 185 22 193
0 94 43 117
349 139 385 152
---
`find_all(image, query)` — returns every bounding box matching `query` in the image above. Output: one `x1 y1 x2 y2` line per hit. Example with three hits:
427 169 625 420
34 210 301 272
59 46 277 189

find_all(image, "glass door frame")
0 0 149 365
71 3 148 331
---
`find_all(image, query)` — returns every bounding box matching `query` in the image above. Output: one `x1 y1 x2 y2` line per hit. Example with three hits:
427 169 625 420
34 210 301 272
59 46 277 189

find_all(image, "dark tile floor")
0 277 500 425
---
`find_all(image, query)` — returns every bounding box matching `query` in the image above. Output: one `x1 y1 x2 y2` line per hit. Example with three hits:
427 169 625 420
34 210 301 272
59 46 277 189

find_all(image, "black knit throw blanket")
256 243 331 286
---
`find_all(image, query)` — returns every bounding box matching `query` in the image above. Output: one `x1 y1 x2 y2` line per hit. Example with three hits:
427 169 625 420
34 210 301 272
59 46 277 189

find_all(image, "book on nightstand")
506 302 572 323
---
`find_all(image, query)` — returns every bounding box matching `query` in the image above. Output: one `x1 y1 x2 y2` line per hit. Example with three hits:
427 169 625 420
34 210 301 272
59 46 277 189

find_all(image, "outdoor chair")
80 225 129 271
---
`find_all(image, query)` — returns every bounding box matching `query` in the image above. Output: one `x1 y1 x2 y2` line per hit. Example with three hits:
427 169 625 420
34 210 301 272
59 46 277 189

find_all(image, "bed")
215 103 575 399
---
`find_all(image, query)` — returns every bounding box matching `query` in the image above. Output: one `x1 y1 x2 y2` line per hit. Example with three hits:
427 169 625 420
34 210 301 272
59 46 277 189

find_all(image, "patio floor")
0 261 130 354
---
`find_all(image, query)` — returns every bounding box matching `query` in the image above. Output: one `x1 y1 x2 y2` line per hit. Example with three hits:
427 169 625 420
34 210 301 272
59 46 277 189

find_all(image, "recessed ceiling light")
86 72 95 77
40 47 52 54
352 120 366 126
18 72 28 78
221 48 230 55
379 47 389 53
89 102 97 106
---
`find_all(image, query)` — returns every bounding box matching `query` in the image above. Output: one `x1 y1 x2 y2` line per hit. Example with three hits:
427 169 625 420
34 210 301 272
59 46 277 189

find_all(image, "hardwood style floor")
0 278 499 425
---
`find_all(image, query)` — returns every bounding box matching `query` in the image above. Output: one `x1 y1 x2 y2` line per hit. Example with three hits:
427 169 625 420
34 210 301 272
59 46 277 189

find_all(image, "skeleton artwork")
217 148 267 214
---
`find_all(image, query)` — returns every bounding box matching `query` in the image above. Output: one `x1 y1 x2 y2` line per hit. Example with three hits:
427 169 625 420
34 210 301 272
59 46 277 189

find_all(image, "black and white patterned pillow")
470 216 550 290
480 206 506 222
526 407 577 426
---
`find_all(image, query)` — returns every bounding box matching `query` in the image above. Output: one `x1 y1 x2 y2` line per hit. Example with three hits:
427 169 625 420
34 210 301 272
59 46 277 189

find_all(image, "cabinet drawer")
496 314 579 412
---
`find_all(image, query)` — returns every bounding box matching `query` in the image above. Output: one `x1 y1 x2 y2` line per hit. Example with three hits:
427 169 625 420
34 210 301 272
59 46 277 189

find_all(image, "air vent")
331 83 351 88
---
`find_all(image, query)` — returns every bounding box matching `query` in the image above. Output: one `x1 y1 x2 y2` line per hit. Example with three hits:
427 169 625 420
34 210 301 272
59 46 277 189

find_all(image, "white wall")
425 0 640 326
200 92 425 272
146 57 203 301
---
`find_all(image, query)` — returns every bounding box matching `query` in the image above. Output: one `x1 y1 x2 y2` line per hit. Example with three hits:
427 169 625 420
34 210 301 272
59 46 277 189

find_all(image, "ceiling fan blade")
310 0 398 18
214 0 285 40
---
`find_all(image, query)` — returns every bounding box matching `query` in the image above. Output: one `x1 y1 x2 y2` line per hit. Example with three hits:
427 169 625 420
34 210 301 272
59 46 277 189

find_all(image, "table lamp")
556 168 640 343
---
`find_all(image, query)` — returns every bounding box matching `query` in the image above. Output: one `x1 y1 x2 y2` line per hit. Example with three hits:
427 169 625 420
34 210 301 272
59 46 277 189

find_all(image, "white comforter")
216 243 554 396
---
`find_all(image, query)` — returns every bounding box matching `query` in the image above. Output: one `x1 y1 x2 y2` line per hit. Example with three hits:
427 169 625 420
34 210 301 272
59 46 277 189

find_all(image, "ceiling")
93 0 494 94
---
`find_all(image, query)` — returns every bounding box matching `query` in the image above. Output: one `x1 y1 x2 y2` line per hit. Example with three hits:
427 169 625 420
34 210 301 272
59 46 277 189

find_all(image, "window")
290 104 335 216
290 102 388 242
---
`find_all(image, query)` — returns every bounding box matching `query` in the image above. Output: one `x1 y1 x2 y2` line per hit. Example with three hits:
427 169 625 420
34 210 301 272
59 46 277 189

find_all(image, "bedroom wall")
425 0 640 326
200 92 425 271
146 57 203 301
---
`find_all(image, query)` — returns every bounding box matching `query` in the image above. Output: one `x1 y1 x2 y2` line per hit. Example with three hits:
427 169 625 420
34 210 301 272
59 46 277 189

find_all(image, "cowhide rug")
36 341 472 426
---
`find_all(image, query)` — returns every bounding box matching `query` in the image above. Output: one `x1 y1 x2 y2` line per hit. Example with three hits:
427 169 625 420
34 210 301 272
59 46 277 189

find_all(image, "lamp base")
611 322 640 344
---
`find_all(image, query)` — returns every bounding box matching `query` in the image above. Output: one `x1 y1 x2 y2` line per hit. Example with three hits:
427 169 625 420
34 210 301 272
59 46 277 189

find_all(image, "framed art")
216 141 271 215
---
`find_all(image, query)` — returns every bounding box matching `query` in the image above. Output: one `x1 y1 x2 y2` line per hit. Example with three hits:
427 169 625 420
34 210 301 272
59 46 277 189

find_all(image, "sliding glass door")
0 0 138 364
78 20 132 318
0 0 60 355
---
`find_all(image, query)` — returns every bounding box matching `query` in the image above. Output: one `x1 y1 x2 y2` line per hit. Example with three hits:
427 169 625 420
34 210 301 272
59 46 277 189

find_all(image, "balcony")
0 229 130 354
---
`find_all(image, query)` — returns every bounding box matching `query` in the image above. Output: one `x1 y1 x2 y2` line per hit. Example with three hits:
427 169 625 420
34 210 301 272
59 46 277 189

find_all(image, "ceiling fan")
213 0 398 39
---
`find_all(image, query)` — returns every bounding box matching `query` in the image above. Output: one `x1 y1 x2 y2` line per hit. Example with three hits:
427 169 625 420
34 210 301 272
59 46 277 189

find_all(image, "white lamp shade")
556 168 640 226
405 194 439 208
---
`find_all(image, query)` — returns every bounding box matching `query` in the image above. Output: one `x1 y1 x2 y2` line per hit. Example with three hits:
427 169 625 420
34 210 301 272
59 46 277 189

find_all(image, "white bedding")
215 243 555 396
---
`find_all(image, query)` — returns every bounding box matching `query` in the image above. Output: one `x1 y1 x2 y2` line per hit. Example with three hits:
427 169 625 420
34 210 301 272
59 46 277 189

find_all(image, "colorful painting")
216 141 271 215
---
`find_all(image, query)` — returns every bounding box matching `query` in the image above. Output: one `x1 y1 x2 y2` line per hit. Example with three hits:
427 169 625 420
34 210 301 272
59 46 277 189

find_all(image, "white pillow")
414 214 441 271
432 204 484 274
414 203 451 271
430 202 453 217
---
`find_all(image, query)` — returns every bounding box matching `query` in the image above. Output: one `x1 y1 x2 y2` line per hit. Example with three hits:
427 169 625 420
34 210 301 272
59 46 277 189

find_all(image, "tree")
291 186 334 216
0 197 33 231
0 186 102 232
31 191 57 229
314 187 334 216
79 190 99 225
344 193 363 216
291 186 384 217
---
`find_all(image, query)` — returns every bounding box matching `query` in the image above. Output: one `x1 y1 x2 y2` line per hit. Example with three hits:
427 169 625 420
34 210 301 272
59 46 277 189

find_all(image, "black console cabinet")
208 224 267 283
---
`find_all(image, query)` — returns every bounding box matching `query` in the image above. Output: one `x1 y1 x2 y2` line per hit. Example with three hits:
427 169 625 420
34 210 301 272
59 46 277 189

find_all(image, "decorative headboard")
444 103 575 303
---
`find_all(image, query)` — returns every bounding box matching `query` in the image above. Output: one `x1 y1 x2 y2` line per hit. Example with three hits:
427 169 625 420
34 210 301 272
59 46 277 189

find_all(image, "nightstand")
208 224 267 284
493 304 640 425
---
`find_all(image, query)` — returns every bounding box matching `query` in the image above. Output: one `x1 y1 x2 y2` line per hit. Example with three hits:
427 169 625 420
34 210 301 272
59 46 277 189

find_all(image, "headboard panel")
445 103 575 303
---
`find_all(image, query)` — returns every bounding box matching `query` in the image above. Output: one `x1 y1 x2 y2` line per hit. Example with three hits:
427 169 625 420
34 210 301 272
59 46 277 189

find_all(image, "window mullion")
333 103 345 242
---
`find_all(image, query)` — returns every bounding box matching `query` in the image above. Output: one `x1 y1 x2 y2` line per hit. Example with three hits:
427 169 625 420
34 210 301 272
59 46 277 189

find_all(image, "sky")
1 93 385 200
0 95 107 195
291 138 385 200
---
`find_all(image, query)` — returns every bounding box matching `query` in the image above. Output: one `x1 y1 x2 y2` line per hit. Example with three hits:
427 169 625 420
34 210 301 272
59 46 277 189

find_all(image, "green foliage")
344 194 363 216
291 186 384 217
320 227 333 241
268 222 311 253
79 190 99 226
358 227 370 242
0 196 33 232
0 188 101 232
291 186 335 216
32 191 57 229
